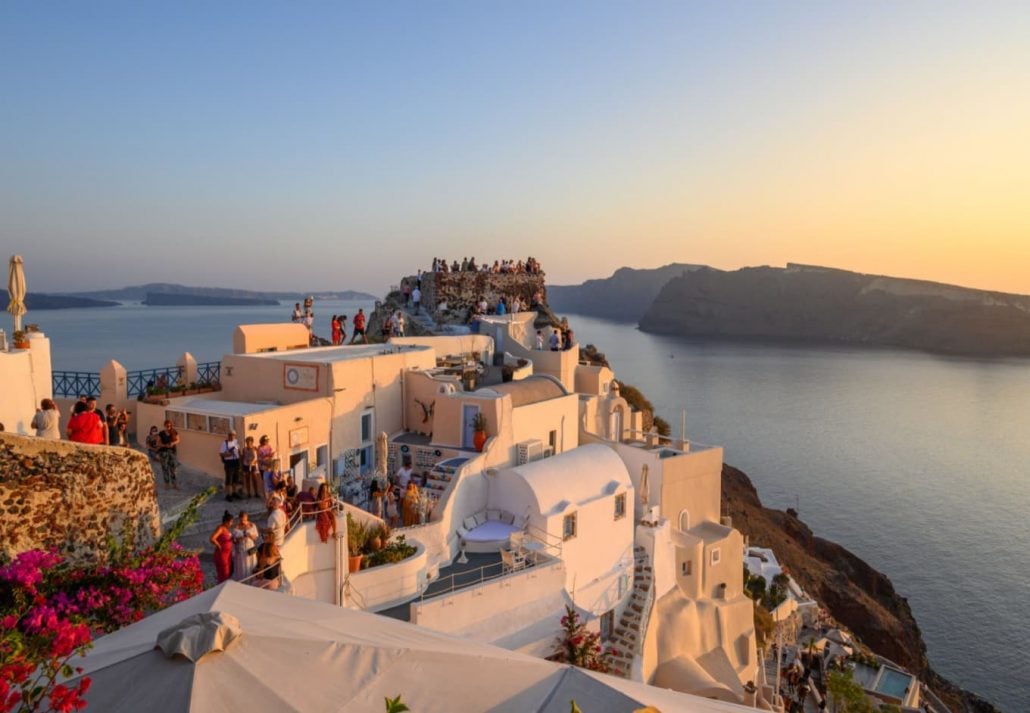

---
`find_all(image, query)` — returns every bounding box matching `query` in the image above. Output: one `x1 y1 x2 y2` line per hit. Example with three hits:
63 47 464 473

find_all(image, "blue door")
462 405 479 449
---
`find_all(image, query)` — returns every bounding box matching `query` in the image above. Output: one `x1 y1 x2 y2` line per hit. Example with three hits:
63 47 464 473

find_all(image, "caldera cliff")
640 264 1030 357
722 463 1001 713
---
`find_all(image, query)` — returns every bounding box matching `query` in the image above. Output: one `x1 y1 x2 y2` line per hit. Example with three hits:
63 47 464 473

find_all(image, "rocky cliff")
722 463 1001 713
640 264 1030 357
0 433 161 563
548 263 701 320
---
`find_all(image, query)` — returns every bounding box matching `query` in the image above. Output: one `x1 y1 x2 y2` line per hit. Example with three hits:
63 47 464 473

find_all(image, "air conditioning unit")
516 439 544 465
541 447 554 459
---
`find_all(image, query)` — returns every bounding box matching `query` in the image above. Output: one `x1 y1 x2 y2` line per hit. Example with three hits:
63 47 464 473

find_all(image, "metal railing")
52 371 101 398
52 361 223 399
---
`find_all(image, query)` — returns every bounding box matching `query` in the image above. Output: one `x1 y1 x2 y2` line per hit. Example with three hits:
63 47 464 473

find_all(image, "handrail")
51 371 101 398
633 557 655 658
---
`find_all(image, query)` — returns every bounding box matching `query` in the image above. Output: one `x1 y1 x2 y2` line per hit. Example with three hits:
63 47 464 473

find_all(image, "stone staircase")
609 546 654 678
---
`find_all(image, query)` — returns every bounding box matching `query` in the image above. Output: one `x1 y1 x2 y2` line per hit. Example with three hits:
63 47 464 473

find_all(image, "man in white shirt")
411 286 422 314
396 458 414 490
266 495 287 548
291 303 303 322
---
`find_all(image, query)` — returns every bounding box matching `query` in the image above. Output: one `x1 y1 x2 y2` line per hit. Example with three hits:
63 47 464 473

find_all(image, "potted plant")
368 523 389 552
472 411 488 451
346 514 368 572
12 330 30 349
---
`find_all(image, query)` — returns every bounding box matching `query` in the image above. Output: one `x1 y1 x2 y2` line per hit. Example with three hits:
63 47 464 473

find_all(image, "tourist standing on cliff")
210 511 234 584
231 511 259 581
393 310 405 337
549 329 561 351
105 404 127 446
31 399 61 439
403 281 411 305
265 494 287 548
411 285 421 314
241 436 261 499
535 330 544 350
291 303 302 322
350 309 368 344
330 315 342 345
157 420 180 489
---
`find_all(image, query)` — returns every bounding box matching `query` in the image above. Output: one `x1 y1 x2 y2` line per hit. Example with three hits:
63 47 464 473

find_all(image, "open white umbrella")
67 582 744 712
7 255 26 333
639 463 650 506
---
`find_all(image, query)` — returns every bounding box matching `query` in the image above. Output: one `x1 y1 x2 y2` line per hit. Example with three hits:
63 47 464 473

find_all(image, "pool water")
875 667 913 700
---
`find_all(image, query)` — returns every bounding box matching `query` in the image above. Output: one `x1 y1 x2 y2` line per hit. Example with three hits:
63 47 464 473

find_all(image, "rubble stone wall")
0 433 161 562
419 272 547 317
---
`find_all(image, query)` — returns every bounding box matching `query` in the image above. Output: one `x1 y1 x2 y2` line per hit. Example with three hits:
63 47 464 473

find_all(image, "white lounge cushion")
456 525 469 539
513 515 526 530
486 509 502 522
473 512 487 527
500 511 515 525
463 516 478 531
464 521 519 543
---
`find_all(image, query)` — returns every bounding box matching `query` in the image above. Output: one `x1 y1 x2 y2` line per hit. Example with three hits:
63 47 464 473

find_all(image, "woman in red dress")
330 315 342 346
315 483 337 543
209 511 235 583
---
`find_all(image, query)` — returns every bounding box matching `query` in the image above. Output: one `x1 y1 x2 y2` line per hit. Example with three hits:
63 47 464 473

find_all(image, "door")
462 404 480 449
290 451 308 482
609 409 623 441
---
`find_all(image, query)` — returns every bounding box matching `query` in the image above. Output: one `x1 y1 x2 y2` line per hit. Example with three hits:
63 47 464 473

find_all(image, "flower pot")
473 429 487 452
13 340 30 350
348 554 363 572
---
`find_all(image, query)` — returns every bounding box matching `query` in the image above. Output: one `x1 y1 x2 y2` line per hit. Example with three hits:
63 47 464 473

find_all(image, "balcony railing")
51 361 221 399
51 371 101 398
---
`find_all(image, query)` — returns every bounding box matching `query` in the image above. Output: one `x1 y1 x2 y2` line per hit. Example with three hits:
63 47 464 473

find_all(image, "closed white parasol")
7 255 26 333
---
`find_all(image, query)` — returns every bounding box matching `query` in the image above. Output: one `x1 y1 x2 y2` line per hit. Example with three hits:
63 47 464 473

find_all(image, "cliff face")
640 264 1030 357
0 433 161 563
722 463 1000 713
548 263 701 320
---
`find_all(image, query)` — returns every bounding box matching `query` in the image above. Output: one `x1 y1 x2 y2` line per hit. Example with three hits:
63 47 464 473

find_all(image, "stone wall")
0 433 161 562
419 272 547 319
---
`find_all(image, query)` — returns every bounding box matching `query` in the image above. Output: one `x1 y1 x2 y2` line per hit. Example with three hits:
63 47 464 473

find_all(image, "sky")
2 1 1029 295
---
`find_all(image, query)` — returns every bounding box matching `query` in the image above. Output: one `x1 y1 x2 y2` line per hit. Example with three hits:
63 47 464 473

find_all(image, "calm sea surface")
36 304 1027 710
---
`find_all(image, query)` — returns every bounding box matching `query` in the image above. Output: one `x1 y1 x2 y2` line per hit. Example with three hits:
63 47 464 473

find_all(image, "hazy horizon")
4 2 1029 295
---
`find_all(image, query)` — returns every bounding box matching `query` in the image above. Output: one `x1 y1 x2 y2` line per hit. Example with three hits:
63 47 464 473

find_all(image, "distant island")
548 263 702 320
24 293 119 310
63 282 377 302
639 264 1030 357
141 292 279 307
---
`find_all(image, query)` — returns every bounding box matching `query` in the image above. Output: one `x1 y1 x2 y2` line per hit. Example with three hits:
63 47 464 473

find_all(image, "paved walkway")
144 450 269 584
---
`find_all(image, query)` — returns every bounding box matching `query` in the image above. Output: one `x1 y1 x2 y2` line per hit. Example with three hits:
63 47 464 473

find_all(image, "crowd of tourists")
430 256 542 274
368 455 435 527
208 430 338 585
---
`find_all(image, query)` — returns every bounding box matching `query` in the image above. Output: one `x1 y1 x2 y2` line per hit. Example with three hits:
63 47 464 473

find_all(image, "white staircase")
609 546 654 678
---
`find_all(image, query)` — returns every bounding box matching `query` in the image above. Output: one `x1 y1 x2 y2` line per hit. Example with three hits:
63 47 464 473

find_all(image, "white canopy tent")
69 582 752 712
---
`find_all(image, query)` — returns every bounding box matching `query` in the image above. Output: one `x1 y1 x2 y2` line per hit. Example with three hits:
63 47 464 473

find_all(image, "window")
563 512 578 541
316 445 328 468
360 410 373 443
164 411 185 429
602 381 610 394
186 413 207 432
614 493 626 520
209 416 231 436
681 560 693 576
710 548 722 566
548 430 557 450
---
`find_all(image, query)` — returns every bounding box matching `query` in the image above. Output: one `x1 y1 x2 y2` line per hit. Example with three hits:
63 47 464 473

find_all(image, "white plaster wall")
547 490 634 616
509 393 580 458
411 559 566 635
0 336 52 435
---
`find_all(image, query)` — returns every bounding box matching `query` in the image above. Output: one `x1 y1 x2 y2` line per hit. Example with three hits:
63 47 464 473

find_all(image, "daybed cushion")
486 509 502 522
463 516 478 531
500 511 515 525
464 520 520 543
513 515 526 530
473 512 487 527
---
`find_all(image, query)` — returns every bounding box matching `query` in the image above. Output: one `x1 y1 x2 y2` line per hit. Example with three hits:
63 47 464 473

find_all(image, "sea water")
31 303 1028 710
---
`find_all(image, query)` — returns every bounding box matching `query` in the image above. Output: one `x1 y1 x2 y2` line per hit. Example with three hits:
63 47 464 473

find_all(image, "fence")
51 371 101 398
51 361 222 399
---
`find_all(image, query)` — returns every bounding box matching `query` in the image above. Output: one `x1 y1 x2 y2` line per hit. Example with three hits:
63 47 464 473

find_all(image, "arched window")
678 509 690 531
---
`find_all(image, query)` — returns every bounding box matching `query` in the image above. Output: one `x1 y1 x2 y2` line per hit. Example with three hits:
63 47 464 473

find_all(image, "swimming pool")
874 667 913 700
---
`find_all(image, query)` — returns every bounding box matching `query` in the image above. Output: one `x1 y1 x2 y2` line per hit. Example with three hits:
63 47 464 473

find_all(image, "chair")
500 548 515 574
508 531 525 551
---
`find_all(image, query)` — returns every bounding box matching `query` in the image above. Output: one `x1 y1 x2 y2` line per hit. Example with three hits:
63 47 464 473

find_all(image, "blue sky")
3 2 1029 294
